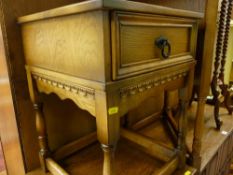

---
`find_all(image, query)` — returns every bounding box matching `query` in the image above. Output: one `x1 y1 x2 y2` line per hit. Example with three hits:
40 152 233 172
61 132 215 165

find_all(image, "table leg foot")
101 144 116 175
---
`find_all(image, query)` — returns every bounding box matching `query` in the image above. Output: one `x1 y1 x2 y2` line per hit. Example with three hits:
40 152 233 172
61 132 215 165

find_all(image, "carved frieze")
120 71 188 98
32 74 95 98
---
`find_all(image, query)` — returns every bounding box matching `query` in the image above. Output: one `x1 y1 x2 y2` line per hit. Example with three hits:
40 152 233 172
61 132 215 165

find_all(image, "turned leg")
177 68 194 168
34 103 49 172
101 144 116 175
95 90 120 175
26 69 49 172
163 91 179 147
164 90 179 129
177 87 188 169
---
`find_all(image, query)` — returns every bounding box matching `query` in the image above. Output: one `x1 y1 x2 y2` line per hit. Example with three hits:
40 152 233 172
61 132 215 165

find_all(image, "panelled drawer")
111 11 198 80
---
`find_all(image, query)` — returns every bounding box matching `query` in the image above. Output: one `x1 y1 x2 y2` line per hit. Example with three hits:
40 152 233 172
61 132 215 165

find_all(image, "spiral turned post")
211 0 228 129
219 0 233 81
212 0 227 83
219 0 233 116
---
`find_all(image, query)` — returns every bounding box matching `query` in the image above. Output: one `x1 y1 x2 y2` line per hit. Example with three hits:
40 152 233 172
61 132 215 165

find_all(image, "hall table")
18 0 203 174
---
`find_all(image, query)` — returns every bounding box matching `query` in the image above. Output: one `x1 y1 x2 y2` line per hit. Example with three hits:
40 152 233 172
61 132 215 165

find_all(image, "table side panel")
21 10 107 82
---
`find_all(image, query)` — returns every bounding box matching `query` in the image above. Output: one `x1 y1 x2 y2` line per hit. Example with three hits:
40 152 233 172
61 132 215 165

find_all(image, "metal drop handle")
155 36 171 59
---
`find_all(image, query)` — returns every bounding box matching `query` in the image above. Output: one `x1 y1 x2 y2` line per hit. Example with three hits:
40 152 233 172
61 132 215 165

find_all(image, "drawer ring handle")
155 37 171 59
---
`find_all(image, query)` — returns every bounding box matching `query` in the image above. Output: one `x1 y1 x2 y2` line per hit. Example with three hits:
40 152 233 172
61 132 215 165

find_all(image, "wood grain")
111 11 197 79
22 11 107 82
121 128 175 162
121 26 190 64
53 132 97 161
62 139 164 175
18 0 203 23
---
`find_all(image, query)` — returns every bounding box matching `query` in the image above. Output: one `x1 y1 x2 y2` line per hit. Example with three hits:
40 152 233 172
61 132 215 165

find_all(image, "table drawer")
111 12 198 80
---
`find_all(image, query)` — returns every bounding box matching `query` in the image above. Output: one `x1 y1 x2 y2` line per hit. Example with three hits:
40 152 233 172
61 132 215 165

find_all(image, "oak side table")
18 0 203 174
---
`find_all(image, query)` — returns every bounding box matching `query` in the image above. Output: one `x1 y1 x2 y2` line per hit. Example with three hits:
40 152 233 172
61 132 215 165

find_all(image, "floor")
26 103 233 175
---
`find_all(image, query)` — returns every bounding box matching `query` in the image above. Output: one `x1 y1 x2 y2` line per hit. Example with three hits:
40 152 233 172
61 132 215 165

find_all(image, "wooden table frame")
26 61 195 175
18 1 203 174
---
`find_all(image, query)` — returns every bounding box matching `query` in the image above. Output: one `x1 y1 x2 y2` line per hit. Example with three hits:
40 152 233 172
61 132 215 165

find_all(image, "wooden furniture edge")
191 0 219 169
131 111 161 130
17 0 204 24
151 156 179 175
120 128 176 162
53 132 97 161
26 66 105 91
46 158 69 175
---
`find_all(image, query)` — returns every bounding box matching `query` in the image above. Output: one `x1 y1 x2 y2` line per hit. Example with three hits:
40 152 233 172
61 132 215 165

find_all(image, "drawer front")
111 11 198 80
